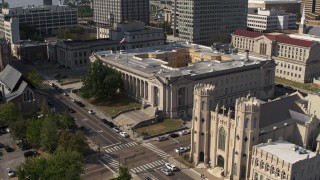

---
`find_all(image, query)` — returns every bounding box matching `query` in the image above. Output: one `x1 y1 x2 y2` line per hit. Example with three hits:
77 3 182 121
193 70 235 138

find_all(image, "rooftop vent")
298 148 308 154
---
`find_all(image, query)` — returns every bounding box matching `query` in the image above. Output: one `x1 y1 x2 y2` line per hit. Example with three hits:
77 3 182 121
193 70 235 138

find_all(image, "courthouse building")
90 42 276 118
232 30 320 83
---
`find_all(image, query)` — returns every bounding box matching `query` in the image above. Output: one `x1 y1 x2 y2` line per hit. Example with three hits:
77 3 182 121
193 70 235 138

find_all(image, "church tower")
299 5 306 34
232 95 261 179
190 83 215 165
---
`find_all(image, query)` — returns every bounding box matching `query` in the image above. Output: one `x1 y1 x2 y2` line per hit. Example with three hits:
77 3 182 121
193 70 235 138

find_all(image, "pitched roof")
259 93 306 128
233 30 315 47
264 34 315 47
233 30 263 38
0 65 22 91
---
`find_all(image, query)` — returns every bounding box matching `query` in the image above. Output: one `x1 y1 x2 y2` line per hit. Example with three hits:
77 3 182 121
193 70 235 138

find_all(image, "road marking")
103 142 122 149
97 130 103 133
98 160 116 174
82 167 108 176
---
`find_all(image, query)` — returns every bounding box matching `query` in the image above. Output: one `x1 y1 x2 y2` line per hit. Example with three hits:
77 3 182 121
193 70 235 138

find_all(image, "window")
260 161 264 169
255 159 259 166
265 163 270 172
218 127 226 151
254 172 258 180
271 166 275 175
260 175 264 180
281 171 286 179
201 100 205 110
241 165 246 178
23 89 34 102
276 168 280 177
245 118 249 128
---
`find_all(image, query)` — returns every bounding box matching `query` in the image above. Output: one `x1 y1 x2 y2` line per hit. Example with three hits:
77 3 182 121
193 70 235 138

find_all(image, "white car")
71 98 77 103
160 168 173 176
119 131 129 137
88 110 94 114
113 127 121 133
49 82 54 87
179 129 191 136
63 92 68 96
174 147 188 153
6 168 15 177
165 163 177 171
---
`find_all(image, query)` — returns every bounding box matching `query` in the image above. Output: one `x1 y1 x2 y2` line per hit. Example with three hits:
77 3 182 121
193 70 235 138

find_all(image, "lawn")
74 94 142 116
136 119 183 136
58 78 81 85
275 77 320 92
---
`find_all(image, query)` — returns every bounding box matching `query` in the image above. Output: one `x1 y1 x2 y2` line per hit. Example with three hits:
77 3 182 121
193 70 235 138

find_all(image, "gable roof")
233 30 263 38
259 93 306 128
233 30 315 48
0 65 22 92
264 34 315 47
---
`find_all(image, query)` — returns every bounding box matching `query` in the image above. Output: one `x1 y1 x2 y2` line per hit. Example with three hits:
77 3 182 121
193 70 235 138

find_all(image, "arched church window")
233 163 237 175
271 166 275 174
253 118 257 128
218 127 226 151
281 171 286 179
276 168 280 177
255 159 259 166
241 165 246 178
260 161 264 169
201 100 205 110
245 118 249 128
265 163 270 171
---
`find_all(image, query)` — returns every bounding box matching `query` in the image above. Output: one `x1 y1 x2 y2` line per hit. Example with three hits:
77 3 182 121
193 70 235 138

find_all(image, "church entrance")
217 155 224 168
199 151 204 162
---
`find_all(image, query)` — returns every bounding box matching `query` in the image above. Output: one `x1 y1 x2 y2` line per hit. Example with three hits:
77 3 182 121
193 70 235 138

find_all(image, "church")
190 83 320 179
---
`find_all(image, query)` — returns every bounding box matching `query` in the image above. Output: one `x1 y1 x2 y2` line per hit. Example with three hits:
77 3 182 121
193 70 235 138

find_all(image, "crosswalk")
141 143 170 159
104 142 138 153
100 154 120 169
131 160 166 174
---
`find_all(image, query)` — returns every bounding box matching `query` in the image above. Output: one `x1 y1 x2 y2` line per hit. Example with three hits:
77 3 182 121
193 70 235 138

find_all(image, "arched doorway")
199 151 204 162
217 155 224 167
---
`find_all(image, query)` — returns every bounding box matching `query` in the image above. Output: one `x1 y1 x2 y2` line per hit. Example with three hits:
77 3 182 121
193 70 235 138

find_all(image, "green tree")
17 157 48 180
58 113 76 130
113 166 131 180
26 118 42 148
10 119 28 140
81 59 124 100
44 150 84 180
26 69 42 87
40 116 59 153
0 102 19 125
57 131 88 153
1 2 9 8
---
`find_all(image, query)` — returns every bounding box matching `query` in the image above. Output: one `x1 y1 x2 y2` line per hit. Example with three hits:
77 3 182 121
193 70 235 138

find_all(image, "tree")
26 69 41 88
57 113 76 130
26 118 42 148
17 157 48 180
57 131 88 154
81 59 124 100
40 116 59 153
113 166 132 180
44 150 84 180
0 102 19 125
2 2 9 8
10 119 28 140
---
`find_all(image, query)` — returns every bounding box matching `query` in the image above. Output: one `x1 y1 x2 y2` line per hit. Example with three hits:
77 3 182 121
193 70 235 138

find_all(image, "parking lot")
0 133 25 180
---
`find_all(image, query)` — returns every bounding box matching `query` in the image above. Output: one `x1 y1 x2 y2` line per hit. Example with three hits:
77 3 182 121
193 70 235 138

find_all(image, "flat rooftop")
93 42 271 79
255 140 317 163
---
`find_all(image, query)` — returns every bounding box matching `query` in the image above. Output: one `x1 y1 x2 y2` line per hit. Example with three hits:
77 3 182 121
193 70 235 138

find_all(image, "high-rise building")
93 0 149 25
301 0 320 26
177 0 248 45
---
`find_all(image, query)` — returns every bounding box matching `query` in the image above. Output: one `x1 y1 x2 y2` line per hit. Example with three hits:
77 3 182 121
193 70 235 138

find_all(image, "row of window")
254 159 286 179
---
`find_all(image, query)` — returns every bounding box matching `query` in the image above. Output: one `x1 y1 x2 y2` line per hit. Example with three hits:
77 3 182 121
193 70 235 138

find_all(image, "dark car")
167 133 179 138
76 102 85 107
19 143 32 151
67 107 76 113
57 88 63 93
105 121 115 128
0 143 4 148
101 119 108 124
24 150 38 158
4 145 14 152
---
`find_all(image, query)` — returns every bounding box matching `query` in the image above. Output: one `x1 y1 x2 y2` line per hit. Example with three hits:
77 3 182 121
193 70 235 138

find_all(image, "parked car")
179 129 191 136
157 136 168 142
76 101 85 107
6 168 15 177
24 150 38 158
67 107 76 113
19 142 32 150
167 133 179 138
174 147 188 153
71 98 77 103
119 132 129 138
63 92 68 96
165 163 177 171
4 145 14 152
101 119 108 124
88 110 94 114
160 168 173 176
49 82 55 87
112 127 121 133
0 143 4 148
106 121 115 128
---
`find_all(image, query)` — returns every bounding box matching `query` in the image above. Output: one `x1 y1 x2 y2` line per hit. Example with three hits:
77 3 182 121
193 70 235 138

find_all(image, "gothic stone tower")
232 95 261 179
190 83 215 165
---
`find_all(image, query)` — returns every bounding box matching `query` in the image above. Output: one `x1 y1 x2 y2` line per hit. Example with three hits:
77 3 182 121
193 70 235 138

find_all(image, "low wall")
142 126 188 140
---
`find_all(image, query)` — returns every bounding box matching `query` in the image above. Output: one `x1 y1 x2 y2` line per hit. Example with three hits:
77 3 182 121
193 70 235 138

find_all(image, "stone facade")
190 83 320 179
232 30 320 83
91 42 276 118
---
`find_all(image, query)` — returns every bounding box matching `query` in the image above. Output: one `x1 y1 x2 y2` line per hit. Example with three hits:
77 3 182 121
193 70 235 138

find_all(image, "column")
135 78 139 98
140 80 144 99
128 76 131 94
